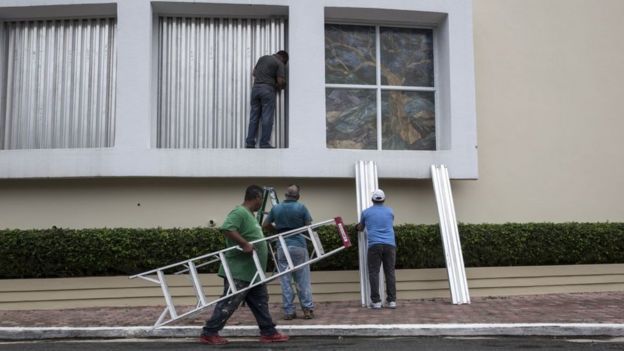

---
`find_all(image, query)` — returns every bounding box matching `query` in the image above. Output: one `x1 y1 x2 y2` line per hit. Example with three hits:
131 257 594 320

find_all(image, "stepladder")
129 217 352 328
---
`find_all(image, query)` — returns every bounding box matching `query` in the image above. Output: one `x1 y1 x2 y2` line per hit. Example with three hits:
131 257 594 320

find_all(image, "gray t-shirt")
253 55 285 87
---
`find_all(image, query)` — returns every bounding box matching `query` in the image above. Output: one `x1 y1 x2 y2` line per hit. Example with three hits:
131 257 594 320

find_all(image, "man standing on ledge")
355 189 397 309
245 50 288 149
200 185 289 345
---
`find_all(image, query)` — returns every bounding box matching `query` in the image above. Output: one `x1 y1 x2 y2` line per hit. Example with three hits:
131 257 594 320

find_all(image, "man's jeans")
246 84 276 148
202 278 277 336
367 244 397 304
277 245 315 314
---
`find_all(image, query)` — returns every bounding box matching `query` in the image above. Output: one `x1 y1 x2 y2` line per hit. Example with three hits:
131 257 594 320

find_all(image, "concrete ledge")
2 324 624 340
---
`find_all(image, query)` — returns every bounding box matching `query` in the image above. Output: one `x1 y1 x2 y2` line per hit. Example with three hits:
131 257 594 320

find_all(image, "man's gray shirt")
253 55 285 87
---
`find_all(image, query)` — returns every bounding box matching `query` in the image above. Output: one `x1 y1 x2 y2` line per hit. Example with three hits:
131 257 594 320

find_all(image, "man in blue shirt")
355 189 397 309
263 184 315 319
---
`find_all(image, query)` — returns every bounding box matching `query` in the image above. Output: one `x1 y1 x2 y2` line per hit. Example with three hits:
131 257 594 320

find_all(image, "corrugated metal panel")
157 17 286 149
0 18 116 150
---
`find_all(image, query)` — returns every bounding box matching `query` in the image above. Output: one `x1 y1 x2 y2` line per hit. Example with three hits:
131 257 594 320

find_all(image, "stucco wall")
0 0 623 228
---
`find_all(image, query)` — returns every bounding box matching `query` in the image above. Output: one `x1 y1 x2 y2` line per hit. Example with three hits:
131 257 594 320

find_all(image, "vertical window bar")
375 25 382 151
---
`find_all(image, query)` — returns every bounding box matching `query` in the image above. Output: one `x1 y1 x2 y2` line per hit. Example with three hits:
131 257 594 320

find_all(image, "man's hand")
224 230 254 254
241 241 254 254
355 223 364 232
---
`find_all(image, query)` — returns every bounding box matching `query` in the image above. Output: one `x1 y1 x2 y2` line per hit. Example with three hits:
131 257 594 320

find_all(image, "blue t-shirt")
359 204 395 247
266 200 312 248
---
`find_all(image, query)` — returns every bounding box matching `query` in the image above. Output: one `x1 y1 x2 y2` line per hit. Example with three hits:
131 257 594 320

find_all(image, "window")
156 17 287 149
325 24 436 150
0 18 117 149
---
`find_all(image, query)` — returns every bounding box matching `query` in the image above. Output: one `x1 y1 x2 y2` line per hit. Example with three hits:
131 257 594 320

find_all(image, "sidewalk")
1 292 624 340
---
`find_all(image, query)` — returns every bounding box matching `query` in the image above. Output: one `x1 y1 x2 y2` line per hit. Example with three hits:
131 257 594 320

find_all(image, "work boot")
283 312 296 320
260 332 289 343
199 334 229 345
303 309 315 319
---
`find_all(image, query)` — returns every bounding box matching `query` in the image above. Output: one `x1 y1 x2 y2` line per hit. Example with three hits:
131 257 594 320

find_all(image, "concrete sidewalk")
1 292 624 340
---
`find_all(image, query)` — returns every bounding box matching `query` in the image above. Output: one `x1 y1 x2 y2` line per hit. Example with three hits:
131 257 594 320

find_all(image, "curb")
2 324 624 340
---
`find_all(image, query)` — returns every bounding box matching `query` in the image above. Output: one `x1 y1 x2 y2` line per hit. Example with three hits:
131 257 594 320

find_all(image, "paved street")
1 337 624 351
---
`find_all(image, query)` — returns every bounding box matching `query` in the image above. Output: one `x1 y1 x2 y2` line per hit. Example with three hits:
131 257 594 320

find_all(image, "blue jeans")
246 84 276 148
277 245 314 314
202 278 277 336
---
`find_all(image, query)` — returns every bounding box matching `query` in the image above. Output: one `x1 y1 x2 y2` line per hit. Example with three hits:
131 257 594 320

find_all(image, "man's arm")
276 76 286 90
223 230 254 253
262 219 276 233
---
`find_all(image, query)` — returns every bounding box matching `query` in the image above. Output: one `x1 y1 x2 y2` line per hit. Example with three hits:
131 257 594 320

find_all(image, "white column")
287 1 326 150
115 0 152 149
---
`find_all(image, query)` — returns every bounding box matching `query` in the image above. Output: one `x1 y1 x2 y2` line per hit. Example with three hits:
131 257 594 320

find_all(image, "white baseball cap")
371 189 385 201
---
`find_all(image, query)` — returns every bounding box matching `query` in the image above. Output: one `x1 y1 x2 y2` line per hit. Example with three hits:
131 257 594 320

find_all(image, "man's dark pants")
202 278 277 336
246 84 276 148
367 244 397 303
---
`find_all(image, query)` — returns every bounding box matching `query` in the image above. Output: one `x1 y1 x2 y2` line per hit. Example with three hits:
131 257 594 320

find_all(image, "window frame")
324 21 440 151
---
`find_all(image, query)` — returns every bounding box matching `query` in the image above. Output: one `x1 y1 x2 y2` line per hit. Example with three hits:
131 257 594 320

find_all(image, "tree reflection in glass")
325 24 376 85
326 88 377 149
380 27 434 87
382 91 435 150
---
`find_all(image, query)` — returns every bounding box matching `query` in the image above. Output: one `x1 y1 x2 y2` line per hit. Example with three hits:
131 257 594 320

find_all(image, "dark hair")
276 50 289 64
245 185 264 201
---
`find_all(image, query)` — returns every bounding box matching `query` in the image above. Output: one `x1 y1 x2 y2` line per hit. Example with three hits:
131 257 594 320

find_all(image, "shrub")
0 223 622 279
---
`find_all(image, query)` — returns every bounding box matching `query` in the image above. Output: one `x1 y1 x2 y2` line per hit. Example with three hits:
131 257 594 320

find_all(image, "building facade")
0 0 623 228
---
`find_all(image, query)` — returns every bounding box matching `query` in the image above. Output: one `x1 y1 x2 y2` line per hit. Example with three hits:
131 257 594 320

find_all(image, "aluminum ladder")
431 164 471 304
256 187 280 224
129 217 352 328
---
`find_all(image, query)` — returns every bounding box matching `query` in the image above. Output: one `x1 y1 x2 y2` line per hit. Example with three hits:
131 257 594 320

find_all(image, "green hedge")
1 223 623 279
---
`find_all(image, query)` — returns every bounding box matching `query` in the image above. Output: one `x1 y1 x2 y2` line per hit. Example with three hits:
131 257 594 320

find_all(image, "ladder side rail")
218 252 238 294
187 261 208 307
135 275 160 284
277 235 295 269
174 257 220 275
441 165 470 304
308 227 325 257
155 308 170 327
432 165 460 303
251 250 267 282
157 270 178 319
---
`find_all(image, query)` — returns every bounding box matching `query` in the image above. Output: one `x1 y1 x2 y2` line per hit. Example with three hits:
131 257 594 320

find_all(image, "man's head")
244 185 264 211
275 50 289 65
371 189 385 204
284 184 300 200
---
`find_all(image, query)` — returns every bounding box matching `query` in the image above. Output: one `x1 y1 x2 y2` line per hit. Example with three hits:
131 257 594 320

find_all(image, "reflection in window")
382 91 435 150
325 24 436 150
326 88 377 149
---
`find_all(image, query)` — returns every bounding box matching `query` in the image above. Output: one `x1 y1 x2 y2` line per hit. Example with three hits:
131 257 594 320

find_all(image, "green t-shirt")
218 205 268 283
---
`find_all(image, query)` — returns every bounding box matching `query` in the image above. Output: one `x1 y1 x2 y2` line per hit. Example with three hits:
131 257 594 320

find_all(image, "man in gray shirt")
245 50 288 149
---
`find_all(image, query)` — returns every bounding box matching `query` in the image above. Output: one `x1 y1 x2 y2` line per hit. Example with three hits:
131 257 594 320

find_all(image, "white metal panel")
355 160 381 306
0 18 117 149
431 164 470 304
157 17 286 149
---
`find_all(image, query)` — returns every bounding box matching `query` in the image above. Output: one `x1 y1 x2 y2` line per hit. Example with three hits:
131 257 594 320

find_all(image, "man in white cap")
355 189 397 309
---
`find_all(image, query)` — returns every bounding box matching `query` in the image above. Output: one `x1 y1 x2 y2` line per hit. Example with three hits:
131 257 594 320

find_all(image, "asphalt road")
1 336 624 351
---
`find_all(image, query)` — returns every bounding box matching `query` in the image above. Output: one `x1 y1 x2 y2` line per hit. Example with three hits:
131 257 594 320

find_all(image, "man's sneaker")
283 312 296 320
303 309 315 319
260 332 289 343
370 302 382 309
199 335 229 345
387 301 397 309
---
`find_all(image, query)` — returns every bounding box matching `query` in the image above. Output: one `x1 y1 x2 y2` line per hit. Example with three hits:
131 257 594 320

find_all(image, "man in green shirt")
200 185 289 345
